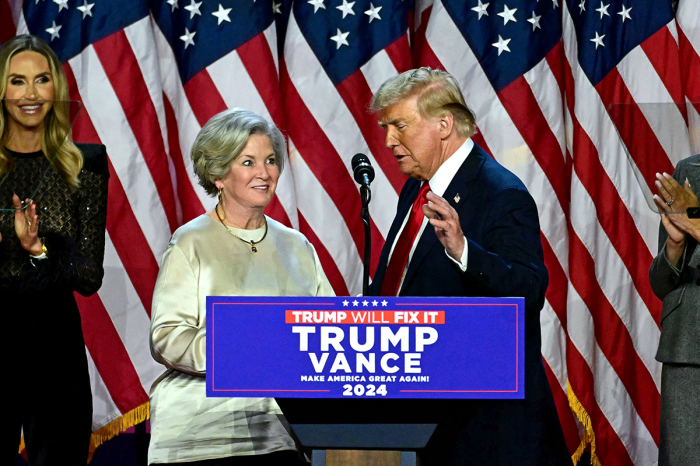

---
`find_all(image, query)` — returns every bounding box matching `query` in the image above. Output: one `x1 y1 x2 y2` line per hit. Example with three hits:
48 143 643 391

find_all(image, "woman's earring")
218 187 223 203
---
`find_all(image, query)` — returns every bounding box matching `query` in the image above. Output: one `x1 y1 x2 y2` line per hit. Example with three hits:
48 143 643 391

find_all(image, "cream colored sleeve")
312 243 336 297
150 243 206 376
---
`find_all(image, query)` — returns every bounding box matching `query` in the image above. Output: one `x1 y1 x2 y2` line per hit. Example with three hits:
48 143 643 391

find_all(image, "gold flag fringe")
567 379 601 466
18 402 150 464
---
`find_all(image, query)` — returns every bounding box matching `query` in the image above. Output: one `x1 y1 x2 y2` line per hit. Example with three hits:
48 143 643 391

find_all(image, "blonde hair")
191 108 286 196
370 67 477 138
0 35 83 190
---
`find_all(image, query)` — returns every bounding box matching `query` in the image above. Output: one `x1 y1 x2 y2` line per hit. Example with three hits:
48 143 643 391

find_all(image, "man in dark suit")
369 68 571 465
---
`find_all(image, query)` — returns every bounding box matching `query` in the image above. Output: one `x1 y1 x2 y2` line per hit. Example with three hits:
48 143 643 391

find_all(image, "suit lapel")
400 145 487 294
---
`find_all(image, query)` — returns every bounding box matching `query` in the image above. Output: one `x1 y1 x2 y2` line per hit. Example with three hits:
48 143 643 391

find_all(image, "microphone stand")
360 184 371 296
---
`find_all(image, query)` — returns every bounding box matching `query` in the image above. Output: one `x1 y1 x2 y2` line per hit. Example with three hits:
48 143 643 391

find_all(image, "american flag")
2 0 699 464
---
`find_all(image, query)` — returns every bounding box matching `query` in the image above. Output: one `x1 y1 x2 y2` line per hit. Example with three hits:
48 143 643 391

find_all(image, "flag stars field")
184 0 202 19
331 28 350 49
180 27 195 48
596 1 610 19
53 0 68 12
528 11 542 31
337 0 355 18
497 5 517 25
77 0 94 19
308 0 326 13
364 3 382 23
45 20 61 41
618 5 632 22
212 4 232 25
492 34 511 55
471 0 489 20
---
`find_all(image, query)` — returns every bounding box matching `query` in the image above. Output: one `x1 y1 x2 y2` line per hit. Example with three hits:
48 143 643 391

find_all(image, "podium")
207 296 525 465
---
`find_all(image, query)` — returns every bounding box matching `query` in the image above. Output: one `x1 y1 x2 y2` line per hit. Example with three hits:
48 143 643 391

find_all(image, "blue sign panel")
207 296 524 399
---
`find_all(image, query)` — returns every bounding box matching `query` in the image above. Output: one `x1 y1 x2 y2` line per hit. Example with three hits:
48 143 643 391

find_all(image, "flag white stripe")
562 4 658 256
426 0 569 273
567 286 658 464
68 47 171 261
285 13 397 239
100 231 163 392
289 138 362 294
618 45 690 167
360 49 399 96
570 173 661 388
86 351 122 430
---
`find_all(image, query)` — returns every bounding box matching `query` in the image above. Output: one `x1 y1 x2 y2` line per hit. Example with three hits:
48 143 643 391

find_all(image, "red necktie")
380 182 431 296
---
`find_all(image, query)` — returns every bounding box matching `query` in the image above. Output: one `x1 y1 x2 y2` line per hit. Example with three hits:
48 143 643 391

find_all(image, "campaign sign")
206 296 524 399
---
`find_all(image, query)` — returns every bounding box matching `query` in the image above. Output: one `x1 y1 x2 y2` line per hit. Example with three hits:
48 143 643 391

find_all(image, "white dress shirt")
386 138 474 295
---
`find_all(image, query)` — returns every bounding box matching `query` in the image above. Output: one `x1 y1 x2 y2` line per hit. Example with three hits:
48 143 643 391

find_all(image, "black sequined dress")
0 143 108 465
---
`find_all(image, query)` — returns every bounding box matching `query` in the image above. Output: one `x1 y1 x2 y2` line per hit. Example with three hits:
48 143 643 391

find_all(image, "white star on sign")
471 0 489 20
578 0 585 13
45 21 62 41
595 1 610 19
336 0 355 18
381 300 388 306
308 0 326 13
497 5 517 25
364 3 382 23
527 11 541 31
273 2 282 14
372 300 378 306
618 5 632 22
330 28 350 49
53 0 68 11
77 0 94 18
184 0 202 19
212 4 232 25
352 300 359 306
590 31 605 49
180 27 196 48
342 300 349 306
492 34 511 55
167 0 178 12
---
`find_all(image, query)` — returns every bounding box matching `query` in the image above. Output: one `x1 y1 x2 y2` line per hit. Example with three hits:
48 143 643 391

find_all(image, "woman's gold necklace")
215 203 268 253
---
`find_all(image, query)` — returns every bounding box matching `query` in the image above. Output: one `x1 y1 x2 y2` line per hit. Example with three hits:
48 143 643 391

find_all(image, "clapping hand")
12 193 42 256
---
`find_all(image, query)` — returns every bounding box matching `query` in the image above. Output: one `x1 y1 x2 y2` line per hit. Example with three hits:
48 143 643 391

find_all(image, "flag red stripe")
92 30 178 233
596 69 674 190
236 33 286 129
281 62 384 272
384 34 413 75
543 357 580 455
677 25 700 103
410 6 433 67
541 233 568 329
264 195 292 228
65 64 160 317
298 213 350 296
568 228 660 444
336 69 406 194
498 77 569 213
544 42 566 97
76 293 149 412
640 26 685 104
564 63 662 326
566 344 636 466
184 69 228 127
162 93 206 224
0 0 15 44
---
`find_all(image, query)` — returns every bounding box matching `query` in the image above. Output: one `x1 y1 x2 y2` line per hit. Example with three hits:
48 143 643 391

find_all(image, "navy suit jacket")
370 144 570 465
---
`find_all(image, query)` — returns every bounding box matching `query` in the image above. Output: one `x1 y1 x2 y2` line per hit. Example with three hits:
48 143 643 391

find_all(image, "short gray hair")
191 108 286 196
370 67 476 138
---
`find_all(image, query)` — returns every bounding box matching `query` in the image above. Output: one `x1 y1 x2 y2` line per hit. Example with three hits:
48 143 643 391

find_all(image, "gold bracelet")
41 237 48 256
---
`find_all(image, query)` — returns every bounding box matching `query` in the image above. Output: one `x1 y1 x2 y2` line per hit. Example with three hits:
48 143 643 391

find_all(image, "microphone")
352 153 375 187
